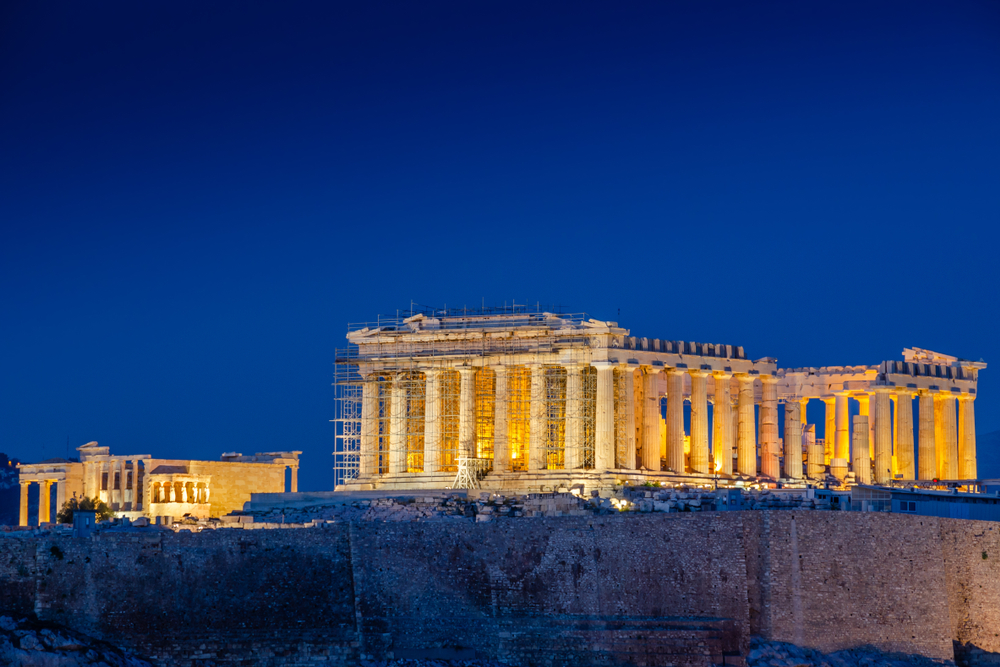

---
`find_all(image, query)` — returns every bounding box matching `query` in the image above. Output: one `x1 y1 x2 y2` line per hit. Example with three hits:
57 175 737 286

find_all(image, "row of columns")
358 364 978 484
19 480 56 526
151 481 210 504
792 389 976 484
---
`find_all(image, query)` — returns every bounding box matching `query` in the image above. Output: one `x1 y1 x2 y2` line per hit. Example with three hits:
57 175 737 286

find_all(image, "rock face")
0 615 152 666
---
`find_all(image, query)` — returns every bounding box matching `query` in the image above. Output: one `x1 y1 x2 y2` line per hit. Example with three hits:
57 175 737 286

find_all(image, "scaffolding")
333 305 606 485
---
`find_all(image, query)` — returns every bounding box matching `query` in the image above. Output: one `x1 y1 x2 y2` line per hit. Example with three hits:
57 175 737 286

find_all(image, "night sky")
2 2 999 491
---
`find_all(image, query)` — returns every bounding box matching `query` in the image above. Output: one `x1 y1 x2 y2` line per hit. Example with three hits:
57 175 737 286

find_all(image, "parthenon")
333 308 984 493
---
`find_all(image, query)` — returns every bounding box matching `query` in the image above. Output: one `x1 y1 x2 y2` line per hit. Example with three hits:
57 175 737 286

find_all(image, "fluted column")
799 398 810 428
958 394 977 480
805 425 824 478
665 368 685 473
759 376 779 479
833 394 849 461
458 368 476 460
938 393 958 480
594 363 616 470
736 374 756 476
19 482 29 526
528 365 547 471
618 366 636 470
422 370 441 473
389 375 407 474
565 364 584 470
713 373 733 475
918 391 936 480
872 388 893 484
852 416 871 485
359 375 379 477
857 394 872 460
689 370 710 474
55 480 67 518
823 397 836 464
895 391 914 479
641 367 663 471
783 400 802 480
39 480 51 525
493 366 509 473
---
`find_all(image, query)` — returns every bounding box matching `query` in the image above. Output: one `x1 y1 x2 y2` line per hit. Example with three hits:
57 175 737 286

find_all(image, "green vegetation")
56 496 114 523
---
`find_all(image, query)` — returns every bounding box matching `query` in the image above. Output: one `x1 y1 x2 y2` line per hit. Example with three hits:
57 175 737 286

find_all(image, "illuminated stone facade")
18 442 300 526
334 311 985 492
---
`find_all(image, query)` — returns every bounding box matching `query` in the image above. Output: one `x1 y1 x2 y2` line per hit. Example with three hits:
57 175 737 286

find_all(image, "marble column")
55 480 67 518
799 398 810 430
389 375 407 474
824 397 836 465
805 425 824 478
565 364 584 470
895 391 915 479
852 416 871 485
713 373 733 475
835 394 850 461
783 400 802 480
958 394 977 480
39 480 51 525
918 391 936 480
641 367 663 471
736 374 757 476
492 366 509 473
529 365 547 471
873 388 893 484
588 363 612 470
857 394 872 460
689 370 710 474
360 376 378 477
458 368 476 459
618 366 636 470
423 370 442 473
19 482 29 527
759 376 779 479
665 368 685 473
290 467 298 493
939 393 958 480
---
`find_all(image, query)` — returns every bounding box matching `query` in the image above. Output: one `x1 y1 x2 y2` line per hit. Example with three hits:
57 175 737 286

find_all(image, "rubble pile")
0 615 152 666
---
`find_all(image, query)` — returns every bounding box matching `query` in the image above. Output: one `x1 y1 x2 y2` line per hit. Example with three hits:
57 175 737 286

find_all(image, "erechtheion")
18 443 300 526
333 308 984 494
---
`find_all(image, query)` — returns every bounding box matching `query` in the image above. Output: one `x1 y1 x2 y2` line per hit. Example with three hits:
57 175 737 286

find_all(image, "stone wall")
1 512 999 666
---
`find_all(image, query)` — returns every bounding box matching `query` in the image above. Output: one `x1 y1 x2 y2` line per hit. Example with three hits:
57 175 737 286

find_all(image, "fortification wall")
0 512 997 666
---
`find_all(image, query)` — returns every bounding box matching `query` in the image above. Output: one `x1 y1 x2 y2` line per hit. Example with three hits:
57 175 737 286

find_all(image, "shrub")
56 496 114 523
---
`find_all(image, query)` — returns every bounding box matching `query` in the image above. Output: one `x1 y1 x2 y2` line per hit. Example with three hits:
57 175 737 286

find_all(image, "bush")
56 496 114 524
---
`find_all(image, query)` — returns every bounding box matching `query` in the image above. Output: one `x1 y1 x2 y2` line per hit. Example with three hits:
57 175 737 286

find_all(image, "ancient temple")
333 308 984 493
17 443 300 526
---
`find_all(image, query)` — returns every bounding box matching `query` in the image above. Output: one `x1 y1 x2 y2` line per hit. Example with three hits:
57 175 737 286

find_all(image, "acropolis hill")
3 305 998 667
333 307 985 494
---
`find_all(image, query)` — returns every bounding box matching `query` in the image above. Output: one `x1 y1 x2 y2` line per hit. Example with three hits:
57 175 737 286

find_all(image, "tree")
56 496 114 523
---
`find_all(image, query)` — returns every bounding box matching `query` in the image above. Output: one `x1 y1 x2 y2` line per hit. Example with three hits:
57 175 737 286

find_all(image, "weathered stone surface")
0 512 998 666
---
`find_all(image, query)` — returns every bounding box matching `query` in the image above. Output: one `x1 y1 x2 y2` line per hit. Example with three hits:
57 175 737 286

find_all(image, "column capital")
591 361 617 371
873 386 893 395
712 370 733 379
457 366 477 376
957 392 975 402
760 374 777 384
422 367 442 377
688 369 711 378
562 362 585 372
642 364 664 375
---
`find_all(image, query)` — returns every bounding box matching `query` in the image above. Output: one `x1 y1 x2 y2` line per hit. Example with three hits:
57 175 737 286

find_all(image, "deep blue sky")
2 2 999 491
